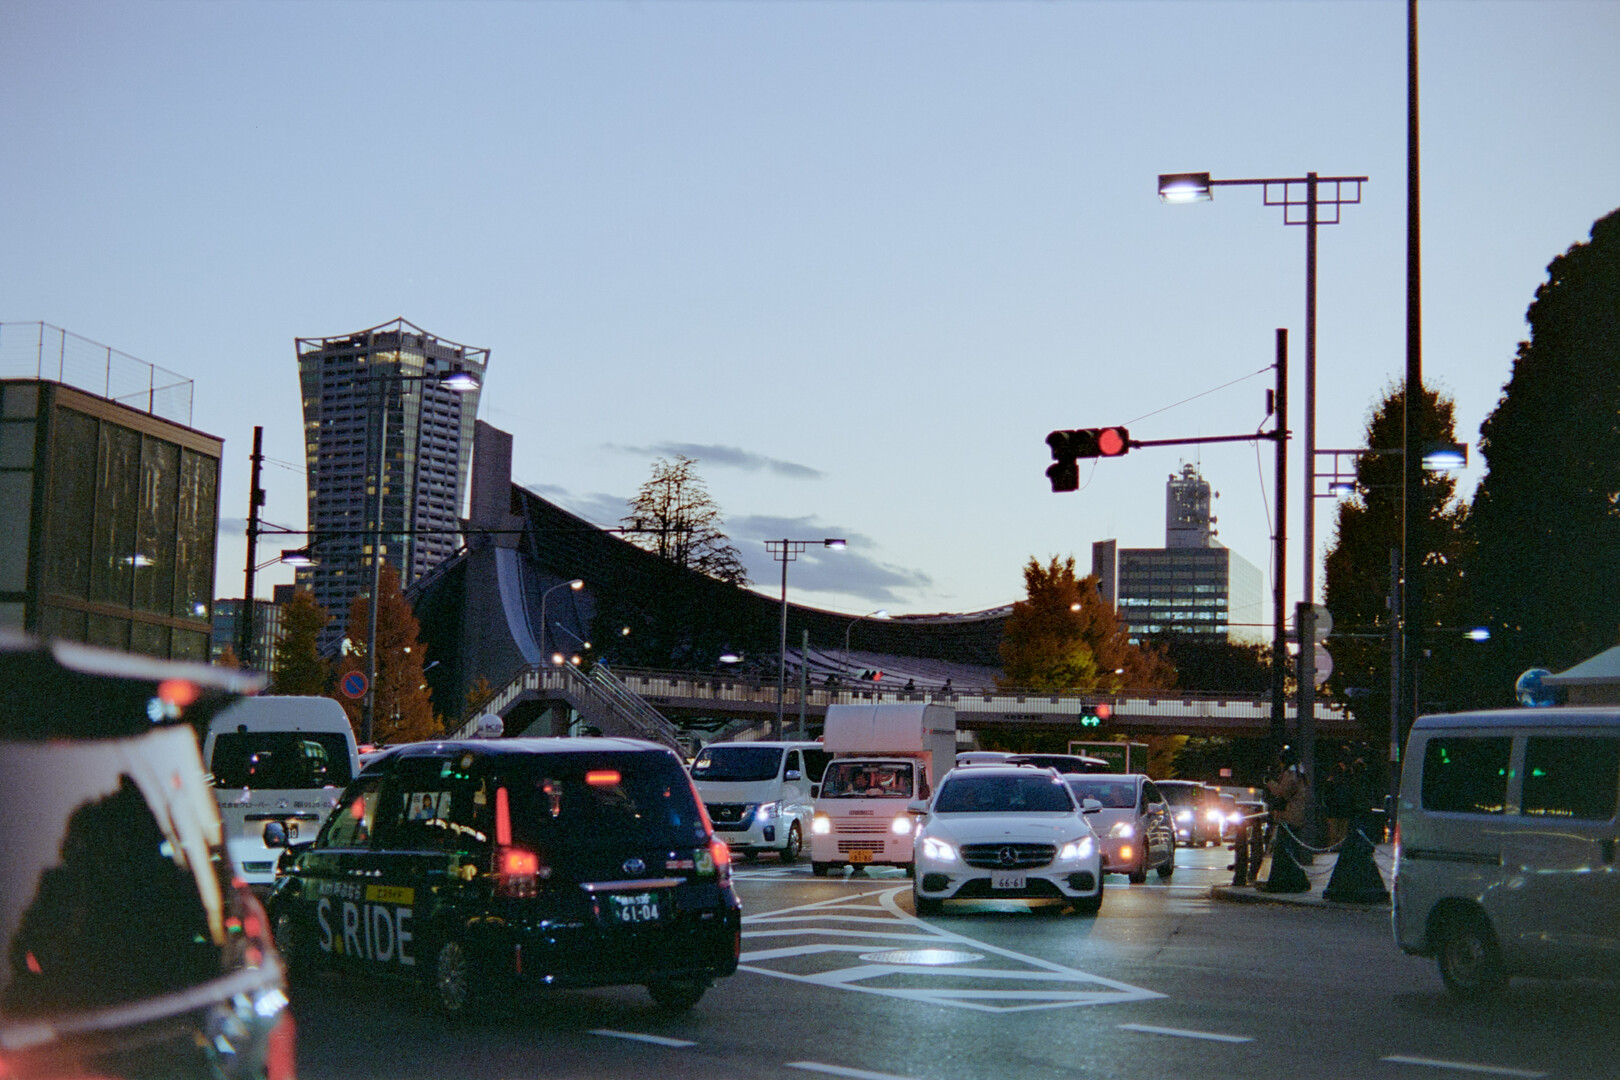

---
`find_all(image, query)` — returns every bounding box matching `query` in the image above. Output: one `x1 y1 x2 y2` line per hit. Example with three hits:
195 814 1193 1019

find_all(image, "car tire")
1157 849 1175 881
1436 912 1508 999
647 979 708 1011
812 861 831 877
432 938 500 1020
1072 883 1104 915
780 823 802 865
272 910 313 978
903 861 915 879
913 890 942 916
1128 862 1147 884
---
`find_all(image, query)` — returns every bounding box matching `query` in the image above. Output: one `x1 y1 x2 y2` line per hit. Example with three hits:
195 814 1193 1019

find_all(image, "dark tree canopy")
269 589 331 697
1323 384 1470 727
622 456 750 586
1467 207 1620 698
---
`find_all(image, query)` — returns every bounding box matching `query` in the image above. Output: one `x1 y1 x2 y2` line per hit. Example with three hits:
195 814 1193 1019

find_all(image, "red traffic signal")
1095 426 1129 457
1045 427 1131 491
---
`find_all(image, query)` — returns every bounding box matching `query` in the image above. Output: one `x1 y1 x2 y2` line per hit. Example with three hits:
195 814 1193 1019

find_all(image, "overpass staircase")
451 661 683 754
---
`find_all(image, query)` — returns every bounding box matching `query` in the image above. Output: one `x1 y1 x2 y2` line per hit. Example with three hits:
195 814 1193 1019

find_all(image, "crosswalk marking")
738 886 1162 1013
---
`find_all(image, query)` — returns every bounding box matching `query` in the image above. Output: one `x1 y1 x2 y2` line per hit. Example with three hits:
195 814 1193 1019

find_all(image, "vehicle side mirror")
907 800 929 816
810 784 821 799
262 821 288 848
1082 798 1103 814
785 769 802 781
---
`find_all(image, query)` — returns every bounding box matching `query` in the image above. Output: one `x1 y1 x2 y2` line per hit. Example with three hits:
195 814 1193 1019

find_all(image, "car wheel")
272 910 312 978
913 890 942 916
647 979 708 1011
1436 913 1508 999
740 848 759 862
433 939 477 1017
903 861 915 879
812 861 831 877
1128 862 1147 884
1071 882 1104 915
780 823 803 864
1157 849 1176 881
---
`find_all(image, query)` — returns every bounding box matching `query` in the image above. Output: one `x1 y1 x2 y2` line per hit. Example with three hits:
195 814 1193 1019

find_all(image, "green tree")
269 589 331 696
1467 207 1620 701
335 563 442 744
622 455 749 585
998 556 1172 691
1323 383 1470 728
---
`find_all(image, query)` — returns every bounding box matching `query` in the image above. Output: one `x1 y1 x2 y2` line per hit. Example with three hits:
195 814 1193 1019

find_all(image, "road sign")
1290 604 1333 642
340 670 369 699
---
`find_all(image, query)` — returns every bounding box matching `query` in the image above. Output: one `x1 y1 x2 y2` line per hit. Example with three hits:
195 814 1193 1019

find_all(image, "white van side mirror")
810 784 821 799
906 799 930 815
1082 798 1103 814
785 769 802 781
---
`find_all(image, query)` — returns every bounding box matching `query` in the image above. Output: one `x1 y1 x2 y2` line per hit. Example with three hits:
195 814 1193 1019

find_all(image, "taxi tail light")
494 845 544 899
266 1009 297 1080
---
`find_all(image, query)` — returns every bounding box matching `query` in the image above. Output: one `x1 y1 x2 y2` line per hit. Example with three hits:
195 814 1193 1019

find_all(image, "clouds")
728 514 933 606
607 441 823 480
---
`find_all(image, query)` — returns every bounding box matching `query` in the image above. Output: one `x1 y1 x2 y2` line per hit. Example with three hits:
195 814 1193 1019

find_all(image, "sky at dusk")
3 1 1618 628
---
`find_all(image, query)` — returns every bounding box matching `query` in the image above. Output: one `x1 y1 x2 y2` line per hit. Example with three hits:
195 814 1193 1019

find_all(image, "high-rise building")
1093 464 1264 644
295 319 487 650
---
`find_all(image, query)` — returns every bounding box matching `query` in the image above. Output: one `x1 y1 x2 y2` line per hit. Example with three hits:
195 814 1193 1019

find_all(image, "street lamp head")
439 370 480 393
719 652 742 664
1421 442 1468 471
280 547 318 567
1158 172 1213 204
873 609 889 619
1327 480 1357 497
1466 627 1492 642
551 652 566 666
568 578 584 590
824 539 847 550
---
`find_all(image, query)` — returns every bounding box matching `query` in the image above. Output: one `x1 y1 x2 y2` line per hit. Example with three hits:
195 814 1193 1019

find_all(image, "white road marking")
588 1029 696 1048
1117 1022 1253 1044
739 886 1162 1013
787 1062 922 1080
1382 1055 1548 1078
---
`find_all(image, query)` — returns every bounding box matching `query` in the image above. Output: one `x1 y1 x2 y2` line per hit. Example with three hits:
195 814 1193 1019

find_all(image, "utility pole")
1271 330 1289 750
798 628 810 739
238 425 265 669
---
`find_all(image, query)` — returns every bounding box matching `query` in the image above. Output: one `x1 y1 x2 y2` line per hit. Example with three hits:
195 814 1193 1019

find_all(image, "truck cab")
808 702 956 877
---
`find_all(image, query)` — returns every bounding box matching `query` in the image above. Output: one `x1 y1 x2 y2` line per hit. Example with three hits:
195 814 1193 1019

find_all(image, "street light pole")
766 538 846 739
361 367 479 745
539 578 584 663
843 609 888 678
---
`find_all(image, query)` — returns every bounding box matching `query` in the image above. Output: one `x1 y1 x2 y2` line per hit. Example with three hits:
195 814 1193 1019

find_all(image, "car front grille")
837 840 886 853
835 823 891 834
705 803 749 824
960 843 1056 870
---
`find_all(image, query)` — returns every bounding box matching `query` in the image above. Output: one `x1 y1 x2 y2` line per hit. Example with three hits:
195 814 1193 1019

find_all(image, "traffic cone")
1322 829 1390 904
1261 833 1311 893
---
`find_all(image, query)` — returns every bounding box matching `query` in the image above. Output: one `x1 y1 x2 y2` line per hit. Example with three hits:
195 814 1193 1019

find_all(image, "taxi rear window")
497 752 707 850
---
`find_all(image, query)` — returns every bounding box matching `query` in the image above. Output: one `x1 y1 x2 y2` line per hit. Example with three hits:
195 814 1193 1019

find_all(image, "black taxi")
264 737 741 1015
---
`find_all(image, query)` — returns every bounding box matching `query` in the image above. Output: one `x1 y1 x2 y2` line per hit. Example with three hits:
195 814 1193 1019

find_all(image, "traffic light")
1045 427 1131 492
1078 702 1112 728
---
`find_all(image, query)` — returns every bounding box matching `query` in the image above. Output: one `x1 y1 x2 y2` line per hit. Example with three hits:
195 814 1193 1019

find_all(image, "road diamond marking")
739 886 1162 1013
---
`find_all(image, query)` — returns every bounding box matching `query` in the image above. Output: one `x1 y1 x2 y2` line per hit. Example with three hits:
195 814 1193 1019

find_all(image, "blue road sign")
340 670 369 699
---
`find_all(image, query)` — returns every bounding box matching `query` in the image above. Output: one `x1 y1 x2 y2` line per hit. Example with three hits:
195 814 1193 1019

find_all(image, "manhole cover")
857 948 985 966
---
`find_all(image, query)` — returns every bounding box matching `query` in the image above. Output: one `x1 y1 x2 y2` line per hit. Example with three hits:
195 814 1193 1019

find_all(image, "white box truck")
810 702 956 876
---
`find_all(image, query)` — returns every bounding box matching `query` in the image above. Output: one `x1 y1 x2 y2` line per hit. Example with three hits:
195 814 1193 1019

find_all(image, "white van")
690 741 830 863
202 695 360 892
1393 707 1620 997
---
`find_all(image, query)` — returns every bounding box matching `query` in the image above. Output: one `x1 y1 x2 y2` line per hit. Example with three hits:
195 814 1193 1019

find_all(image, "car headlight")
811 814 831 835
1176 810 1193 822
920 836 957 862
1058 836 1096 861
1228 811 1243 823
753 801 777 822
1109 822 1135 839
891 815 913 835
1205 809 1225 823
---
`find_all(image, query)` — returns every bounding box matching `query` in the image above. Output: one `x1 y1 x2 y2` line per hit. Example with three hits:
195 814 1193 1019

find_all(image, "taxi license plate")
849 849 874 864
991 872 1026 890
606 892 664 925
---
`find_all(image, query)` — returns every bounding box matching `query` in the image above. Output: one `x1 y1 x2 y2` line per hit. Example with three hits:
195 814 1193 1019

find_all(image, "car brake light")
710 839 732 885
495 786 512 847
586 769 621 787
494 845 545 898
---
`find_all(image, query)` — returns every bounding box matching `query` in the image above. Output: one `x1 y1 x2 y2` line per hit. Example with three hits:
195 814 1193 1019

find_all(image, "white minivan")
202 695 360 893
1393 707 1620 997
690 741 830 863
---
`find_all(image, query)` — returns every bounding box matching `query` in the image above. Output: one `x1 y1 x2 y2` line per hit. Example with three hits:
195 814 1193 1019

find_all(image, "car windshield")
820 761 915 798
498 751 709 850
1066 778 1138 809
934 773 1075 814
691 745 782 783
1158 784 1205 806
210 731 353 789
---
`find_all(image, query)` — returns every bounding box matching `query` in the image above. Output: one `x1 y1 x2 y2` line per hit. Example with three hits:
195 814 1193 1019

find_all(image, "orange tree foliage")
335 563 443 744
998 556 1174 693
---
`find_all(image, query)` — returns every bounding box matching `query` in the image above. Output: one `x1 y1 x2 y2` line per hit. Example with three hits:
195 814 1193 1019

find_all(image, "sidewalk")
1209 842 1394 909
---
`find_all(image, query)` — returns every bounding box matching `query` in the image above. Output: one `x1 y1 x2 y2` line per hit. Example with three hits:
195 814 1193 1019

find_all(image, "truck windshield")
209 731 353 789
691 746 782 783
934 773 1075 814
820 761 914 798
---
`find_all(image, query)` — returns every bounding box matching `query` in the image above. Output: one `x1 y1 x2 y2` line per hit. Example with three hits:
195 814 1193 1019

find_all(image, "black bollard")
1261 829 1311 893
1322 828 1390 904
1232 821 1250 887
